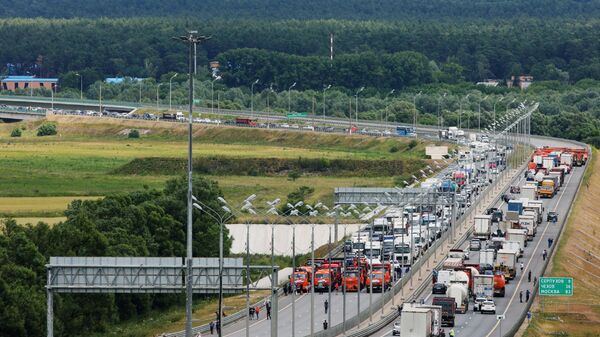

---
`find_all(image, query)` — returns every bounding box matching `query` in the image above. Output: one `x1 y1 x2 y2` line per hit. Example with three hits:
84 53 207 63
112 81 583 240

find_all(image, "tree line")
0 0 598 20
0 176 233 337
3 18 600 89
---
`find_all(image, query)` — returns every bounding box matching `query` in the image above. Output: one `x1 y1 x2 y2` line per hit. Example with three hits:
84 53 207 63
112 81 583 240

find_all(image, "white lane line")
378 328 393 337
223 293 307 337
484 169 577 337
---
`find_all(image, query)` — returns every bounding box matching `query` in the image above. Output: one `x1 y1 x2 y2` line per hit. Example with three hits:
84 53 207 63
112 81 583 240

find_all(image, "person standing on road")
324 299 329 314
449 328 455 337
209 321 215 334
542 249 548 261
255 306 260 319
266 301 271 320
520 262 524 274
323 319 328 330
528 270 532 282
526 289 531 302
547 238 552 248
519 290 523 303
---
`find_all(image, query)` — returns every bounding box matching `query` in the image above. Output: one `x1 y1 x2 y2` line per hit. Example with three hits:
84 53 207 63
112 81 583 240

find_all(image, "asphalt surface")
374 137 586 337
221 289 383 337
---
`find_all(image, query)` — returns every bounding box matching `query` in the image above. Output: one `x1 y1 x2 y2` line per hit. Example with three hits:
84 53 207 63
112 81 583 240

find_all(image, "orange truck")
493 272 506 297
291 266 313 293
343 267 365 292
366 269 391 292
314 268 334 293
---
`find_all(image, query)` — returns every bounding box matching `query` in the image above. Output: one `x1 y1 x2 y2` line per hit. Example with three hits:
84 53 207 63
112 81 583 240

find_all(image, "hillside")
0 115 438 219
0 0 598 19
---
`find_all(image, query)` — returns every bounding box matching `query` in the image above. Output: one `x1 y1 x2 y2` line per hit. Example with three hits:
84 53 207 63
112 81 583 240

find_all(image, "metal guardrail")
311 159 521 337
502 141 591 337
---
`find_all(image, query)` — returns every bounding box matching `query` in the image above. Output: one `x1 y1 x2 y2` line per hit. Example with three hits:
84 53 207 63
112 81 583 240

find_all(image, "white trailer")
473 274 494 299
400 307 434 337
474 215 492 239
447 283 469 313
521 184 538 200
506 228 527 250
519 214 537 240
503 241 523 258
560 153 573 166
480 249 496 267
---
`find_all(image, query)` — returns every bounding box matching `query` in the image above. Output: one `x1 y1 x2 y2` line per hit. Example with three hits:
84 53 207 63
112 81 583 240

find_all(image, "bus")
235 117 258 126
396 126 416 137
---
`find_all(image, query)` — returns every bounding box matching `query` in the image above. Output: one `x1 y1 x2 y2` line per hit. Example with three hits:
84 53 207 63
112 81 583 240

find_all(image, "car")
501 194 513 203
547 212 558 222
473 297 487 311
392 321 401 335
510 186 521 193
480 300 496 314
469 239 482 251
432 283 448 294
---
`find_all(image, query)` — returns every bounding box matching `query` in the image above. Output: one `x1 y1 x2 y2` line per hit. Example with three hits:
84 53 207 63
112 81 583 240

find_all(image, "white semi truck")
474 215 492 239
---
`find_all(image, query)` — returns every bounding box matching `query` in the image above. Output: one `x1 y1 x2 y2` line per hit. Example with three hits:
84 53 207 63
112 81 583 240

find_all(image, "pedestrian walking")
284 283 289 296
449 328 455 337
534 276 537 285
266 305 271 320
249 307 255 320
550 238 554 246
528 270 531 283
255 306 260 319
520 262 524 273
527 311 532 323
542 249 547 261
519 290 523 303
526 289 531 302
324 299 329 314
335 282 339 294
209 321 215 334
547 238 552 248
323 320 328 330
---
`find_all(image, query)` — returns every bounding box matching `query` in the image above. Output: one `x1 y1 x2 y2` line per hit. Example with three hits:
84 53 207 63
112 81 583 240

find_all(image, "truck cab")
291 266 313 293
343 267 364 292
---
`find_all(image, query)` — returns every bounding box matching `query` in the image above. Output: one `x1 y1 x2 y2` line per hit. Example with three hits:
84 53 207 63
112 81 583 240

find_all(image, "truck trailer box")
507 200 524 214
496 249 518 270
474 215 492 239
521 184 538 200
400 307 433 337
505 210 520 222
473 274 494 298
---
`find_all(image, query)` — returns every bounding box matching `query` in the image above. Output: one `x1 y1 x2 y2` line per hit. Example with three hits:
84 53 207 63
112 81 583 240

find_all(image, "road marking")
378 328 393 337
223 293 307 337
484 169 577 337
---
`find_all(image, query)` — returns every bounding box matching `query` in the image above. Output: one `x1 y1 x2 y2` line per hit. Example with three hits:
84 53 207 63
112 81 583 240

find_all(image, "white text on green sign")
539 277 573 296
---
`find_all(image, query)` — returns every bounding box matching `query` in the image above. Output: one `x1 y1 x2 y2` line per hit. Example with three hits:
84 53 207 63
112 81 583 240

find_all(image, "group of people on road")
248 300 272 320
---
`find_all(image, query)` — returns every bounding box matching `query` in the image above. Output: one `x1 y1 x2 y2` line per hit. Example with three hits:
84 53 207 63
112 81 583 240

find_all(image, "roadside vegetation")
0 115 434 221
521 148 600 337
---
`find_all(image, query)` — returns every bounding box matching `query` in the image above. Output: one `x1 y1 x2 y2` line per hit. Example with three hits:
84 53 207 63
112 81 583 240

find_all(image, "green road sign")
287 112 308 118
539 277 573 296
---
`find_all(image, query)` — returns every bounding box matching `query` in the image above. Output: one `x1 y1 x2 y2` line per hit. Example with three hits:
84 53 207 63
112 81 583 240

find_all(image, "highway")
373 136 587 337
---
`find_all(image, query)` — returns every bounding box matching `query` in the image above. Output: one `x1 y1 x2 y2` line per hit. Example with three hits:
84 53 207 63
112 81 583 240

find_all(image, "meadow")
0 115 434 221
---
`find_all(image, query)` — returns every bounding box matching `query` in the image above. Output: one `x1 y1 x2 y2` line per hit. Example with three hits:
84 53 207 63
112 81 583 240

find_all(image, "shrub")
288 170 301 181
389 146 399 153
128 129 140 138
36 123 57 136
408 139 418 149
10 128 22 137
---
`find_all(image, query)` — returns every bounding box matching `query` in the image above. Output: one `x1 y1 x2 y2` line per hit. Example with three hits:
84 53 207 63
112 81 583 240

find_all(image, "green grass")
0 115 436 218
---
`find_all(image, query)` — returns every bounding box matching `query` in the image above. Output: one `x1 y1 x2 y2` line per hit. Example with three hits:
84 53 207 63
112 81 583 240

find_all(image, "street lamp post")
251 79 259 117
322 84 331 119
459 94 471 129
355 86 365 125
173 30 211 337
479 95 488 133
156 83 162 109
75 73 82 100
413 91 422 133
169 73 178 111
385 89 396 130
493 97 505 138
288 82 297 113
437 93 447 131
99 83 102 114
212 76 222 115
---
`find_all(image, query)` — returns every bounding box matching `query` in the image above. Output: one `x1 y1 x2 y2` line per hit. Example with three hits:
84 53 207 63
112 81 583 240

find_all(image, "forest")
0 0 599 19
0 176 235 336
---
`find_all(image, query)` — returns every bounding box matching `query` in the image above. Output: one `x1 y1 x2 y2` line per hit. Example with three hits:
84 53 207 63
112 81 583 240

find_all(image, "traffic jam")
391 146 587 337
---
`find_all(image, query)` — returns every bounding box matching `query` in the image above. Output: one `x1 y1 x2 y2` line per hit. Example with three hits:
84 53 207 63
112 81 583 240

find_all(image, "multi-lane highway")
374 136 587 337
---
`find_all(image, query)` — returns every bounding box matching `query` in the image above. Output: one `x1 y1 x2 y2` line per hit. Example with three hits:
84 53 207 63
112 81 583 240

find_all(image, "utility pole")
173 30 211 337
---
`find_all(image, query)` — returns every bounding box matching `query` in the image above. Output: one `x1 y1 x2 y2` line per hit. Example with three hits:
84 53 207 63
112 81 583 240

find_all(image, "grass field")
0 115 435 220
520 148 600 337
